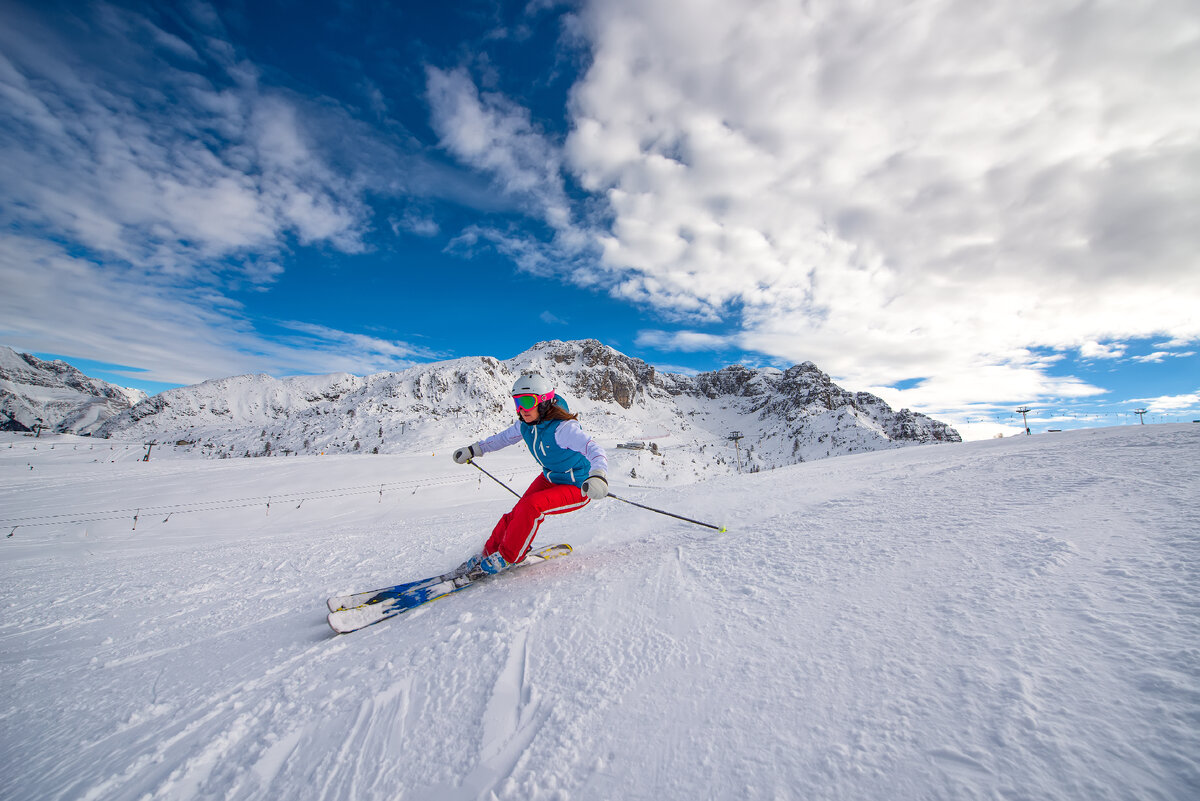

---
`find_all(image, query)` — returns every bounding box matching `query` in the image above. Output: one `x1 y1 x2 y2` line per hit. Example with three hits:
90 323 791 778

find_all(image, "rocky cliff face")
511 339 660 409
91 339 958 478
0 346 146 433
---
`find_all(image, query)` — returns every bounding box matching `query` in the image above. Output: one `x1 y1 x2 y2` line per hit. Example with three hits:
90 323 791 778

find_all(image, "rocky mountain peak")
0 346 147 433
517 339 657 409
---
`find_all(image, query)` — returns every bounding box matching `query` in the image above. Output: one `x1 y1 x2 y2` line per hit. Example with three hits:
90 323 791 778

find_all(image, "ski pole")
608 493 727 532
470 460 726 532
468 459 521 498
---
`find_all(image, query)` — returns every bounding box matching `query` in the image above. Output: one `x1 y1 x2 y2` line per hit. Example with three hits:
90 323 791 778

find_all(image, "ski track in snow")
1 426 1199 800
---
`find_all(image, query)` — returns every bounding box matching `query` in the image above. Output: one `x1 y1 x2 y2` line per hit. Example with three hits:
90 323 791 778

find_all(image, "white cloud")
390 210 441 238
0 3 371 278
1080 341 1126 360
0 234 254 385
426 66 574 233
0 235 433 385
1131 351 1194 364
269 322 441 374
0 3 433 384
636 330 733 353
6 0 1198 416
1128 392 1200 413
558 0 1200 408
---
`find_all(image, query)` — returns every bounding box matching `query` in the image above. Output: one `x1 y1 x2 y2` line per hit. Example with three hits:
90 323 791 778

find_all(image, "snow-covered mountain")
0 346 147 434
95 339 959 478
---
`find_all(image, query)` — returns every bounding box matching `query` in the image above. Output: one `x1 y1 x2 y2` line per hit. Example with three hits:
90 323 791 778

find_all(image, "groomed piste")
2 424 1197 800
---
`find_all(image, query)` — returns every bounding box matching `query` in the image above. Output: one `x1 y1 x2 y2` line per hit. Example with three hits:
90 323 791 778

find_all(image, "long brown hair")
538 401 578 422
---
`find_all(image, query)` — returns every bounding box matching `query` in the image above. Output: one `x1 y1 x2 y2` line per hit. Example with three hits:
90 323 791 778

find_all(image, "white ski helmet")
511 373 554 397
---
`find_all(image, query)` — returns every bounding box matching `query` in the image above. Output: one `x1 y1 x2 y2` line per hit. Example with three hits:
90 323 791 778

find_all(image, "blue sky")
2 0 1198 438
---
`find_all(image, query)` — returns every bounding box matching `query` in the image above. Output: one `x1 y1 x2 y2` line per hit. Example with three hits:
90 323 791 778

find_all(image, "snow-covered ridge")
13 340 960 477
0 346 147 434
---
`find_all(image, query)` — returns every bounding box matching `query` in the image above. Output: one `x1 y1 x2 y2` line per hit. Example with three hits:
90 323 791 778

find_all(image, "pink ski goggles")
513 391 554 410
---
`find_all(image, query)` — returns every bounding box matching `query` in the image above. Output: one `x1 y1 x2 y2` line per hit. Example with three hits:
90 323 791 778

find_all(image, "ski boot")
454 551 511 579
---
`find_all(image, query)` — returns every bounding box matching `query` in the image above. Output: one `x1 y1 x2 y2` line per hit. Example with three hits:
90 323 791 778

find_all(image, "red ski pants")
484 474 589 564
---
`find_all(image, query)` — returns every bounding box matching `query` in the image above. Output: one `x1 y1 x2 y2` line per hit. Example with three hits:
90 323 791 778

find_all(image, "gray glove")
453 443 482 464
582 471 609 500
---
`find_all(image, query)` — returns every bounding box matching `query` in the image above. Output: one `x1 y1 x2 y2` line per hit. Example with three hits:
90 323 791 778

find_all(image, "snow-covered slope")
2 424 1197 800
0 346 147 434
96 339 959 477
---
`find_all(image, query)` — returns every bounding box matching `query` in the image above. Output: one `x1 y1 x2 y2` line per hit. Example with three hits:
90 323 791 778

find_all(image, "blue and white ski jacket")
474 398 609 488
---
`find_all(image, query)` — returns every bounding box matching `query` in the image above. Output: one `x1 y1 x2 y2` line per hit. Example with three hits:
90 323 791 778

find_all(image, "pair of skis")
326 543 572 634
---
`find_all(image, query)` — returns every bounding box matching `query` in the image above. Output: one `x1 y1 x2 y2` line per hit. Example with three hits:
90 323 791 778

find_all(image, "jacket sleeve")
476 422 523 455
554 421 609 475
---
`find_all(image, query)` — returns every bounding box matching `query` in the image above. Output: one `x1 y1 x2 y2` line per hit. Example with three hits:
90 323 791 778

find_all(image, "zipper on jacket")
531 424 545 467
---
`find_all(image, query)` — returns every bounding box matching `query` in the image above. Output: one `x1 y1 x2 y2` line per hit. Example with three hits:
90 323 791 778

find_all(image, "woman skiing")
452 373 608 575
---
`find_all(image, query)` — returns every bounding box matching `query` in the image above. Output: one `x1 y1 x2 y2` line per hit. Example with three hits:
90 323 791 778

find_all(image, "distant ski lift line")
1016 406 1032 435
728 430 744 473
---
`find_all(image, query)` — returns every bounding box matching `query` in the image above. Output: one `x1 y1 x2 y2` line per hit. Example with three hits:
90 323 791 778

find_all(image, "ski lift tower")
728 431 744 473
1134 408 1147 425
1016 406 1032 435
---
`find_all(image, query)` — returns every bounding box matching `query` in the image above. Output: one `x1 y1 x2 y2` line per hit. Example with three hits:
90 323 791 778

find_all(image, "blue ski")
326 543 572 634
